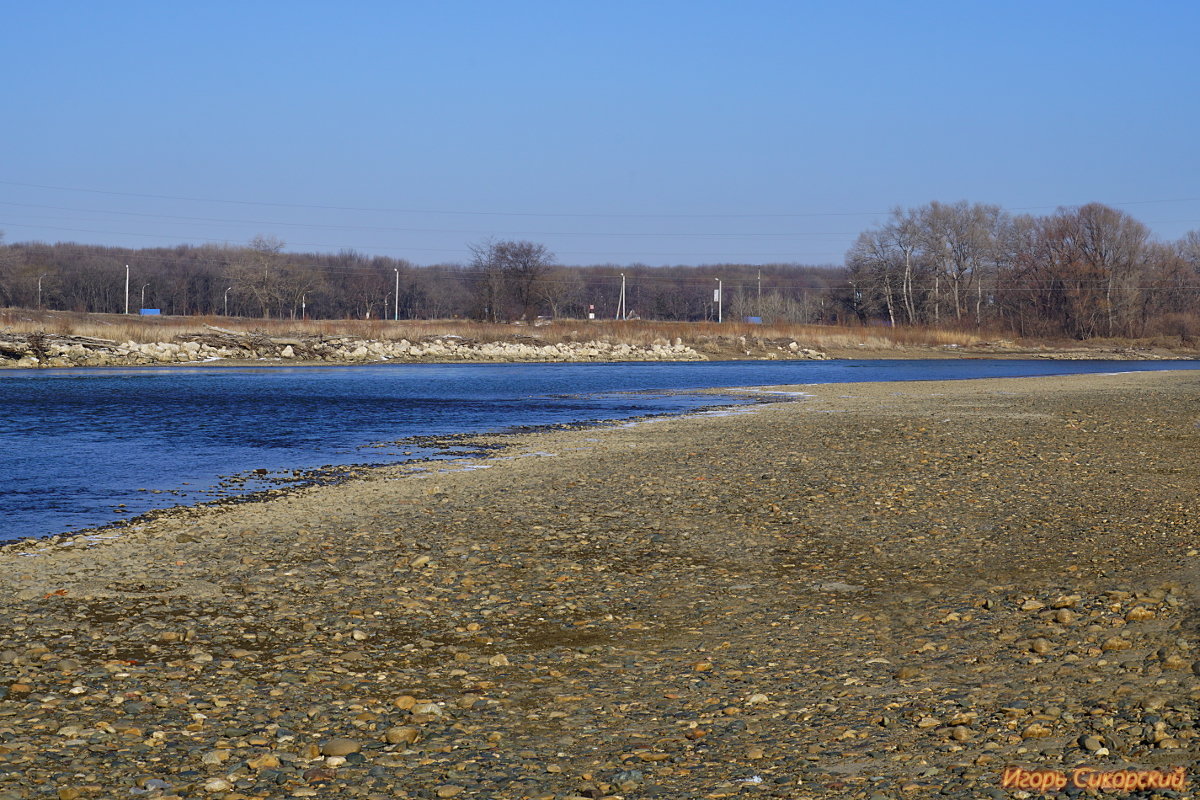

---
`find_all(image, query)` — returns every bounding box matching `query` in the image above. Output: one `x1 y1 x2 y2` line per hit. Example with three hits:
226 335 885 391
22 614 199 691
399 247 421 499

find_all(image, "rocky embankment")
0 329 831 368
0 372 1197 799
0 329 707 367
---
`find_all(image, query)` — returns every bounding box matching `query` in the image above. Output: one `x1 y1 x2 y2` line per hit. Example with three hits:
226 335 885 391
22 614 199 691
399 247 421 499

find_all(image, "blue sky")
2 1 1197 266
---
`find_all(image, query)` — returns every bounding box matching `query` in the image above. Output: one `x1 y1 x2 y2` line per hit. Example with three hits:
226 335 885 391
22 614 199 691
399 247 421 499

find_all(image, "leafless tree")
468 239 556 321
226 235 287 318
536 267 585 318
919 201 1007 325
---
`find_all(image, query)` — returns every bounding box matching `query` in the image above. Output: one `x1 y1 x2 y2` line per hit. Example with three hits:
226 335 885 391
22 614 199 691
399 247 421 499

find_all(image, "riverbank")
1 372 1198 798
4 310 1196 368
0 329 713 367
1 328 1188 369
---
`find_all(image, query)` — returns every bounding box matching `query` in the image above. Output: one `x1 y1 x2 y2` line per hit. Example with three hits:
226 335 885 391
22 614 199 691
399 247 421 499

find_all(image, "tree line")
846 201 1200 339
2 201 1197 339
0 233 841 324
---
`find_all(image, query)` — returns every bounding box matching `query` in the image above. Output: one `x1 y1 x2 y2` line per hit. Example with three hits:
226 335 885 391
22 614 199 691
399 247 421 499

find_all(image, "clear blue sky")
2 1 1197 266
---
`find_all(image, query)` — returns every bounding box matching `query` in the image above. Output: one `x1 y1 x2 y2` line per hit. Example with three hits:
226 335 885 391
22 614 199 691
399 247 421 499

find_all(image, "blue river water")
1 358 1198 542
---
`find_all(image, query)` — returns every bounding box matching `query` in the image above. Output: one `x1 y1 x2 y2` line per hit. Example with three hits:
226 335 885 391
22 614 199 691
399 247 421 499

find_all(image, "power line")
0 179 890 219
4 178 1198 220
0 221 842 261
0 202 861 238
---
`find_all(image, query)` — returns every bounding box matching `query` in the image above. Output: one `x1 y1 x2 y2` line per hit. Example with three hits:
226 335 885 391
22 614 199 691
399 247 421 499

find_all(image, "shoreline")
3 347 1195 370
4 359 1195 546
1 372 1198 797
1 393 778 553
7 360 1197 549
2 346 1195 376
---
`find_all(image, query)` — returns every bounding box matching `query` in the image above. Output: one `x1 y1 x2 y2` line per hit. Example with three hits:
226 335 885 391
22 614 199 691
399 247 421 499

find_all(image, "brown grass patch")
0 308 996 351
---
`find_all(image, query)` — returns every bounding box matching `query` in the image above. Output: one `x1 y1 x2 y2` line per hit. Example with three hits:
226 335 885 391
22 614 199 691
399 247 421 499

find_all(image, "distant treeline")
0 233 842 324
2 201 1198 339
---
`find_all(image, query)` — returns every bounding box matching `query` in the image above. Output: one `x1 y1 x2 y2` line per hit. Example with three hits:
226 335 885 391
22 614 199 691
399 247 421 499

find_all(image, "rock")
1101 637 1133 651
248 753 281 769
385 726 420 745
203 778 233 793
320 737 362 756
812 581 864 593
201 749 230 765
435 786 463 798
1160 653 1189 670
1022 723 1053 739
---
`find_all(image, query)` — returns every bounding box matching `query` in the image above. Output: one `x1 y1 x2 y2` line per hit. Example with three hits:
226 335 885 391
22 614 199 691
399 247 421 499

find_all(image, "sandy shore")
1 372 1198 799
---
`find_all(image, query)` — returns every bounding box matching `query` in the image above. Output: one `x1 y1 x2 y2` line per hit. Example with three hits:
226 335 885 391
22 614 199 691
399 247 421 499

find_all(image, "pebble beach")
1 371 1198 799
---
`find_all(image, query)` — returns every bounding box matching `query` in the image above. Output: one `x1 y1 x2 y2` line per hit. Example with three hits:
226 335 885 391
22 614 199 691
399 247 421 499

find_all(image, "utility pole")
224 286 232 316
140 283 149 310
301 293 307 321
125 265 130 314
715 278 722 324
757 270 762 317
394 268 399 321
616 273 626 321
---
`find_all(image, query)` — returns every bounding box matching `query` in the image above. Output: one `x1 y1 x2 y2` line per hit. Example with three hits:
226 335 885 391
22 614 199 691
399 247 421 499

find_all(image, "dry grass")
0 309 992 350
0 309 964 350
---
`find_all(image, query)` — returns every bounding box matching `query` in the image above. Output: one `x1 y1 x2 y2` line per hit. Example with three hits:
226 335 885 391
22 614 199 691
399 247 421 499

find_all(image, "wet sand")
1 371 1197 799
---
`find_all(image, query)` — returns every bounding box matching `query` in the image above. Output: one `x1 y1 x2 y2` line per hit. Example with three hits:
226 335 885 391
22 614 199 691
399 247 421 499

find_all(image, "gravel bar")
1 371 1198 799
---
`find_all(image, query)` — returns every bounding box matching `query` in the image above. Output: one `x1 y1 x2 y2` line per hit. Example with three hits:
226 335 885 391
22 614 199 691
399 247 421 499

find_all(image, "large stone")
320 737 361 756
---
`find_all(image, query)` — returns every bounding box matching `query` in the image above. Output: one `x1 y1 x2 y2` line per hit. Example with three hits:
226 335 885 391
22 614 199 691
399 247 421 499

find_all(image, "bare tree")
0 231 13 307
468 239 555 321
1180 230 1200 271
920 201 1006 325
1007 204 1149 338
225 235 287 318
536 266 585 318
846 228 900 325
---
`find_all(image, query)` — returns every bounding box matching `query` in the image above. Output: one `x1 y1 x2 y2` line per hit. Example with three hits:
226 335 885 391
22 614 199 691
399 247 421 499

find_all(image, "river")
2 359 1197 542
